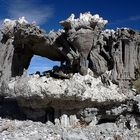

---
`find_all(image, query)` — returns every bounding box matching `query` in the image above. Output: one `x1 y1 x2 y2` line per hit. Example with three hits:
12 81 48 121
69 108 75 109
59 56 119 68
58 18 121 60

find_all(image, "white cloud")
7 0 54 25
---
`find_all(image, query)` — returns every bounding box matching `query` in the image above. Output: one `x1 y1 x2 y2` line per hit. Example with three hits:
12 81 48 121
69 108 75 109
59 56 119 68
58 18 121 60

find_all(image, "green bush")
132 66 140 92
133 78 140 92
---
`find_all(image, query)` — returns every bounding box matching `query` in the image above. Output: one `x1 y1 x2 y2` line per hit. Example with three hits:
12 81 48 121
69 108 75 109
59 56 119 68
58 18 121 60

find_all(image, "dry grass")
113 135 123 140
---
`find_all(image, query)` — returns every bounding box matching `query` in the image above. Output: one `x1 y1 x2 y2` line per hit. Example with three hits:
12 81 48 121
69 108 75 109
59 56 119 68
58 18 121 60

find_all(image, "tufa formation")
0 13 140 139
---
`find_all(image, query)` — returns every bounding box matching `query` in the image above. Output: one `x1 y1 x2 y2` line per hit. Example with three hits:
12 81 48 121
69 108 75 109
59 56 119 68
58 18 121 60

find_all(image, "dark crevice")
125 120 131 130
0 98 26 120
122 41 125 65
11 47 33 77
132 103 140 115
45 107 55 124
99 47 114 70
97 117 117 125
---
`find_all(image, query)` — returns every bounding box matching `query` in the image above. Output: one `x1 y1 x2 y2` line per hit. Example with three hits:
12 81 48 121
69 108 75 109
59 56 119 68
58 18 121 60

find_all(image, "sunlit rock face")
60 12 108 30
111 28 140 86
2 17 28 39
0 12 140 139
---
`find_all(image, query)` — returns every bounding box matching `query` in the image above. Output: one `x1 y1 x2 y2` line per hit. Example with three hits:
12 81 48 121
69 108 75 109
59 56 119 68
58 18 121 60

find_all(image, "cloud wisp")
6 0 54 25
109 15 140 26
129 15 140 21
0 19 4 28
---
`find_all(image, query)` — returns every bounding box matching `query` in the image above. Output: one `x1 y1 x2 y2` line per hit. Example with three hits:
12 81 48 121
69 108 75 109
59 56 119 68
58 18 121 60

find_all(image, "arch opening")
28 55 60 75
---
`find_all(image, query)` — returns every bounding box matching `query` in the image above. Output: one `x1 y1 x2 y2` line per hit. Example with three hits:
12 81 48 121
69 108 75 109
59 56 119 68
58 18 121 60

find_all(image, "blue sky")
0 0 140 73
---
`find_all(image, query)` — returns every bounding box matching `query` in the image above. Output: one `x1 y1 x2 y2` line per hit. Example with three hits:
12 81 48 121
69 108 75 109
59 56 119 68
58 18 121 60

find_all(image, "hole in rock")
28 55 60 75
